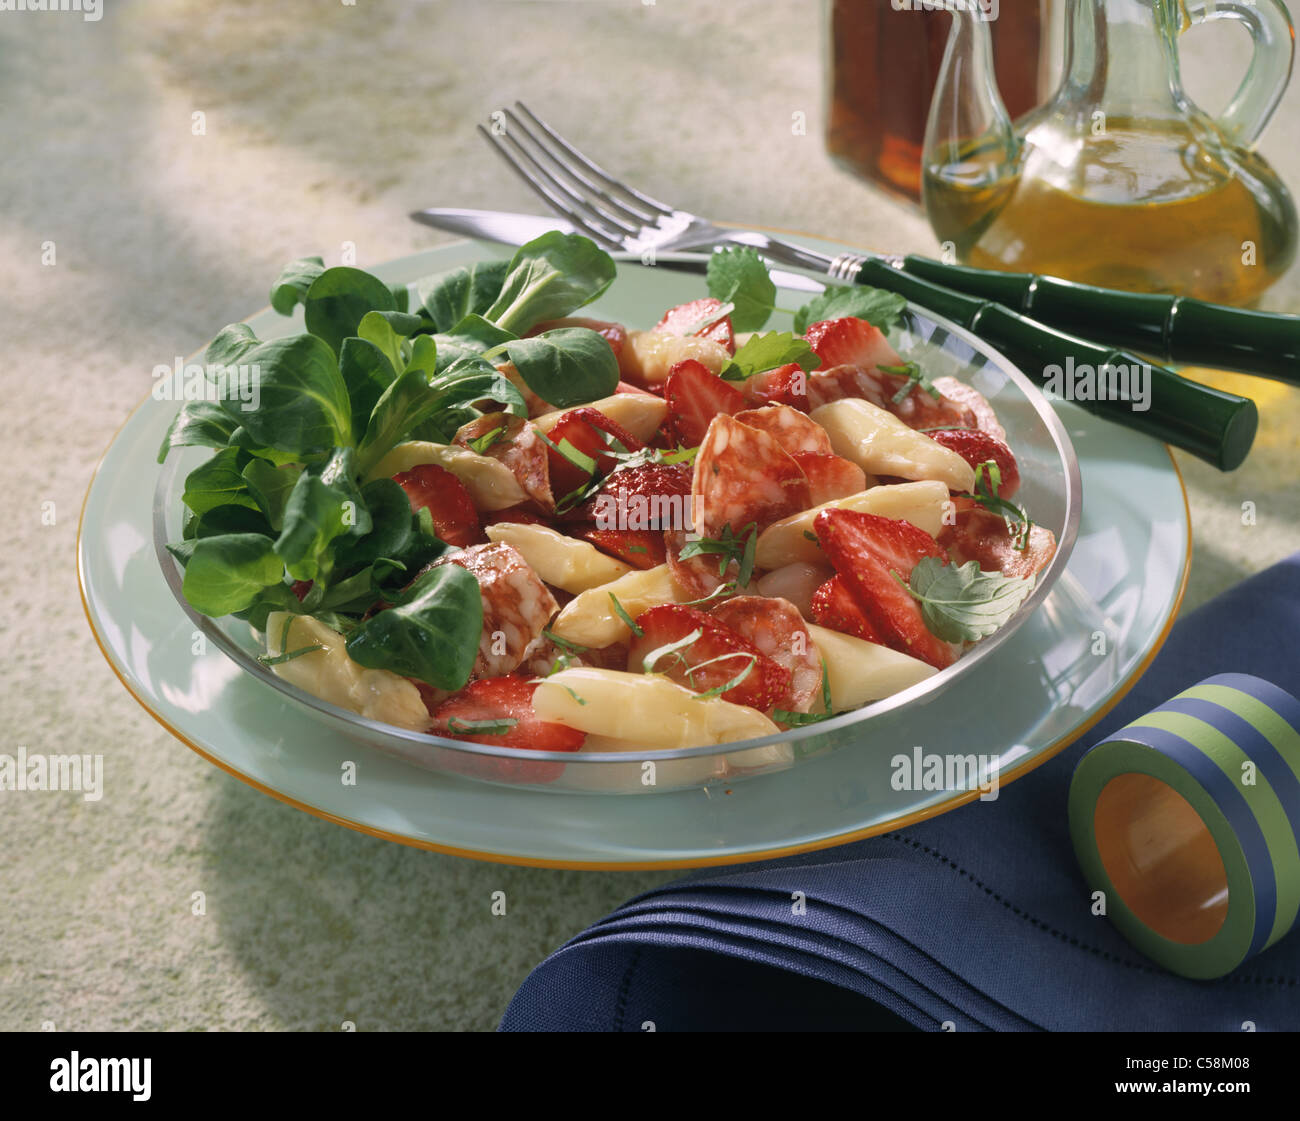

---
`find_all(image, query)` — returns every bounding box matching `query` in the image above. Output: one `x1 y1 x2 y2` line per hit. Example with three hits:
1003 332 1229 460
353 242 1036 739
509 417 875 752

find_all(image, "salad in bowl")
157 233 1067 789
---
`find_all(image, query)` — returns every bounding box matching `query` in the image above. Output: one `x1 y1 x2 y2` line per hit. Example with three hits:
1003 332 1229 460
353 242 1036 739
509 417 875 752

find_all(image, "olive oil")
923 121 1298 305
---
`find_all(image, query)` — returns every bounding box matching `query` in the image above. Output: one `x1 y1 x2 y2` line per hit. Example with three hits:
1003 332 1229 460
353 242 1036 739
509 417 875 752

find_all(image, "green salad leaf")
240 459 300 532
303 267 397 356
418 260 512 332
706 247 777 332
181 533 285 616
498 327 619 407
793 285 907 335
722 332 820 381
220 333 353 457
904 557 1033 643
484 232 616 335
345 563 483 689
274 448 370 582
182 447 258 515
269 256 326 316
156 401 241 464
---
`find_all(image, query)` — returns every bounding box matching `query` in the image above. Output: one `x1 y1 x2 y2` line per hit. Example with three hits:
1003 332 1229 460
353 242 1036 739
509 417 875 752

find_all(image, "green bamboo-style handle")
894 255 1300 384
854 260 1259 472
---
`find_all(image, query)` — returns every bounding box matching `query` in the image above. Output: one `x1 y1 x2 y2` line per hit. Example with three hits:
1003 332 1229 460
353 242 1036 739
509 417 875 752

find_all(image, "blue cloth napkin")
501 554 1300 1031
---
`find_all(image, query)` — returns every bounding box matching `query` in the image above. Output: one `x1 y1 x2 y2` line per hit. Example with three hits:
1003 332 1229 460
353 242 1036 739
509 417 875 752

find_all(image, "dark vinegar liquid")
827 1 1044 203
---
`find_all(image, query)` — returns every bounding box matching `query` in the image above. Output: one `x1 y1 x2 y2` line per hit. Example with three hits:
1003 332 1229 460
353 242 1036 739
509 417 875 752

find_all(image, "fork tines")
478 102 673 251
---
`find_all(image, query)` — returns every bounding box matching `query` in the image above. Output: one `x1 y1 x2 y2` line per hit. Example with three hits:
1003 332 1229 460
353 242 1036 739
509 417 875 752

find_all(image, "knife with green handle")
886 255 1299 383
856 259 1257 473
411 207 1259 471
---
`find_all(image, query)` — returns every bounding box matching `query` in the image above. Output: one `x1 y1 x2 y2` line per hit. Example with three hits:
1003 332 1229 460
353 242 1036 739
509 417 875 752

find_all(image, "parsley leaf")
721 332 820 382
706 247 777 332
792 284 908 335
904 557 1033 643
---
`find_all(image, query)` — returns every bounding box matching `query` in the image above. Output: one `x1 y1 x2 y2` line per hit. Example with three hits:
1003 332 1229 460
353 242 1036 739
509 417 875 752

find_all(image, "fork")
479 103 873 281
476 102 1259 471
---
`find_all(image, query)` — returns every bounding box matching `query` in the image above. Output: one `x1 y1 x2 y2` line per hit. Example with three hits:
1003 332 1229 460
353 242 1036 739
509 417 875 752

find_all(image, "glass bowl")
154 299 1081 794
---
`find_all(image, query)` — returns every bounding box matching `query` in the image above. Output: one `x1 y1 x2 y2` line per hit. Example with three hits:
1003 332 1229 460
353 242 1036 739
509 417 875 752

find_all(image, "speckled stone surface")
2 0 1298 1031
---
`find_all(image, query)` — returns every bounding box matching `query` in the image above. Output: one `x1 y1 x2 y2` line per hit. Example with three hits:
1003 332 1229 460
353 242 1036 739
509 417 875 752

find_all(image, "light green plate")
79 239 1189 869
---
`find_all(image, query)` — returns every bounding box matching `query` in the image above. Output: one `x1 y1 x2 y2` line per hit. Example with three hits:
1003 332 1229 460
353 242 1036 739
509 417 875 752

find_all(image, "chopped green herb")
880 362 941 405
447 716 519 736
536 430 598 477
677 522 758 587
609 592 643 636
542 629 588 655
641 627 704 675
467 424 507 455
258 642 324 667
690 654 757 700
772 660 833 725
972 458 1033 550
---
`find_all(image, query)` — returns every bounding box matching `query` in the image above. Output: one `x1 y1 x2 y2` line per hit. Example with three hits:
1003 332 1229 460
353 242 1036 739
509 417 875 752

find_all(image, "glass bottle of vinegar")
825 0 1048 204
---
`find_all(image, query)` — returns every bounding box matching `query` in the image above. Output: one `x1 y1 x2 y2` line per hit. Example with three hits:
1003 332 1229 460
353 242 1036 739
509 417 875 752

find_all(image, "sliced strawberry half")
813 508 955 668
656 298 735 354
810 575 881 644
540 407 644 498
427 675 585 784
628 604 790 712
392 462 482 547
791 452 868 505
743 362 810 411
528 317 628 359
582 528 667 570
926 429 1020 498
574 460 693 529
803 317 903 371
664 358 748 446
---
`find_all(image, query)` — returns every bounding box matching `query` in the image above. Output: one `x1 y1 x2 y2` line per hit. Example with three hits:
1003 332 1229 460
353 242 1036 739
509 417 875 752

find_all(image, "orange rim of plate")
76 239 1194 871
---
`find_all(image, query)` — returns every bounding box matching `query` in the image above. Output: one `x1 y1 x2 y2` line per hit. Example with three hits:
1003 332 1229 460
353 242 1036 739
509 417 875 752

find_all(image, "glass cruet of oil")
922 0 1298 305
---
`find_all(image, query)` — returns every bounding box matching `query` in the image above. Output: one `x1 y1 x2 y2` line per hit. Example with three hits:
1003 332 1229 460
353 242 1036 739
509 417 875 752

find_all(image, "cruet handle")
1184 0 1295 146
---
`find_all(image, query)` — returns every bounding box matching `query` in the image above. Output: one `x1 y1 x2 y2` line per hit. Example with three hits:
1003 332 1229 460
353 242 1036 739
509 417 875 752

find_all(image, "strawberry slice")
804 317 903 370
791 452 868 505
810 575 882 644
529 317 628 360
743 362 810 411
392 463 482 547
582 528 667 570
540 407 644 498
926 429 1020 498
628 604 790 711
664 359 748 446
813 508 955 668
656 298 735 354
427 676 585 784
574 460 693 529
937 496 1056 580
